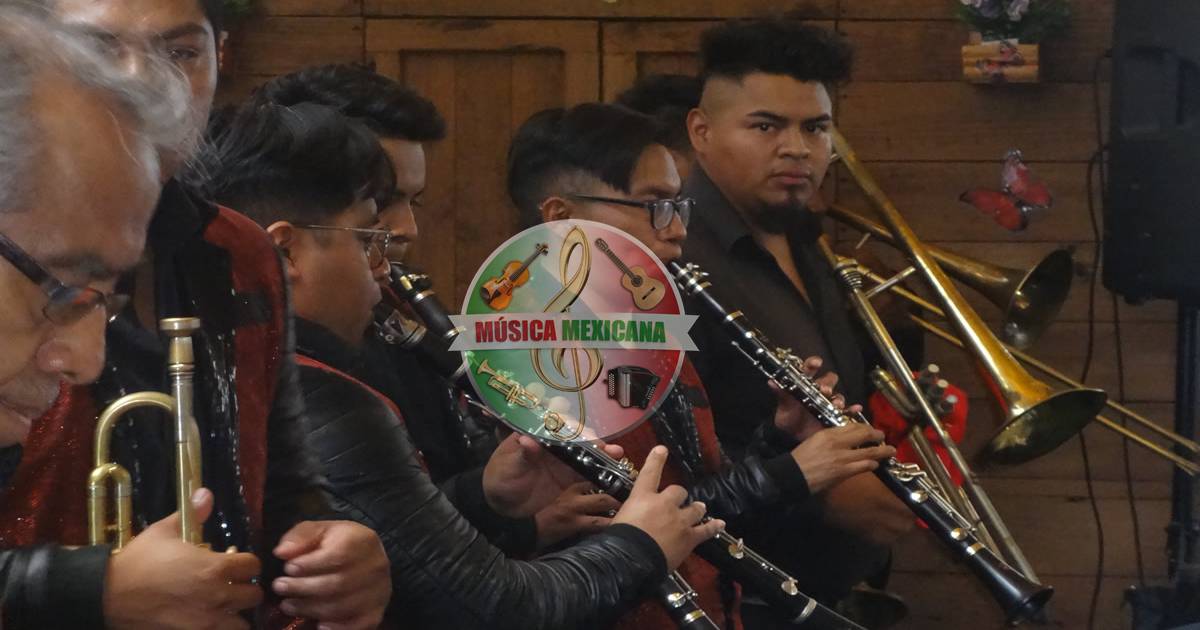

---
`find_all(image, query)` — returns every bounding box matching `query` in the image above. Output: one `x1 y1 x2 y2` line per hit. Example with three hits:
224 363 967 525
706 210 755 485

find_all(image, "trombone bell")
979 379 1109 465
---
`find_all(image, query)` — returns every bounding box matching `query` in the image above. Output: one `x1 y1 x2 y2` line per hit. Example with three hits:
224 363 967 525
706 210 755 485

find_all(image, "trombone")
88 317 205 549
826 128 1110 589
824 156 1200 475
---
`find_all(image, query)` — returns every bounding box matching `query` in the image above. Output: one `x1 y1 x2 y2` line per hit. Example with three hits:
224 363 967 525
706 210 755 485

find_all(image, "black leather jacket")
295 318 667 629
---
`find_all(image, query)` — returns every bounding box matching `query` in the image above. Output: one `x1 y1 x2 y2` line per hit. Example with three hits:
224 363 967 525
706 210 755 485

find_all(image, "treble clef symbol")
531 226 603 439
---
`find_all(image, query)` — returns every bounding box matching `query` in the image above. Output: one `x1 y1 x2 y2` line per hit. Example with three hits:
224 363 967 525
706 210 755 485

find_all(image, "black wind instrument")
669 261 1053 626
378 263 724 629
538 437 865 629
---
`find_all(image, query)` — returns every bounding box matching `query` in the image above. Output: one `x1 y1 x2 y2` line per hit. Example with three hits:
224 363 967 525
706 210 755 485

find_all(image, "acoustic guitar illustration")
594 238 665 311
481 243 549 310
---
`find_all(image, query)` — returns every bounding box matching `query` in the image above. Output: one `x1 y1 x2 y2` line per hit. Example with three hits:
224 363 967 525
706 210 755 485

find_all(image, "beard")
746 188 821 238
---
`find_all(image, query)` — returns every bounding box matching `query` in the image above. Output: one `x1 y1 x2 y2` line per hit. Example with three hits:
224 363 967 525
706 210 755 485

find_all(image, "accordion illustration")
606 366 661 410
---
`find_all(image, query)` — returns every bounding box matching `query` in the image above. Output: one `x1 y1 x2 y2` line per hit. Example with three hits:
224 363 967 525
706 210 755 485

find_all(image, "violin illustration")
481 242 549 311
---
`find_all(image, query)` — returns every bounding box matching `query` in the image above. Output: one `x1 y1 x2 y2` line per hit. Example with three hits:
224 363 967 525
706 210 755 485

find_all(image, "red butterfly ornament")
959 149 1053 231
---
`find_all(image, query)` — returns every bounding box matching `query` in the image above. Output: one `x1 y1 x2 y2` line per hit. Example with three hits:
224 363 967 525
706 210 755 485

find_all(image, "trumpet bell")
1001 248 1074 349
980 384 1108 465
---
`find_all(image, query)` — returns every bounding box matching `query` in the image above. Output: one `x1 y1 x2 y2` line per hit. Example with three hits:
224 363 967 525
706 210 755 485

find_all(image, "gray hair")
0 3 194 214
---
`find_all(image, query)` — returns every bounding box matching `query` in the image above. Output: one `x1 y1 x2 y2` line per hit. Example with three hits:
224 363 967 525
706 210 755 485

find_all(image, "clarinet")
669 261 1054 625
539 437 865 629
378 263 724 629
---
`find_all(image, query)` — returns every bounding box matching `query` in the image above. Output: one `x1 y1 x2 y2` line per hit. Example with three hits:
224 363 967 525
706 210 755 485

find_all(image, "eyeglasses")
569 194 694 230
293 224 393 269
0 231 130 326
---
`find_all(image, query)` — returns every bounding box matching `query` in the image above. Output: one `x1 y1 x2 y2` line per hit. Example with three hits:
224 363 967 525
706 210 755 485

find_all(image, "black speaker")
1104 1 1200 304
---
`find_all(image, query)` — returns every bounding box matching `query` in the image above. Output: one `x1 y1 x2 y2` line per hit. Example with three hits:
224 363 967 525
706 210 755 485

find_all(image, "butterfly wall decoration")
959 149 1053 231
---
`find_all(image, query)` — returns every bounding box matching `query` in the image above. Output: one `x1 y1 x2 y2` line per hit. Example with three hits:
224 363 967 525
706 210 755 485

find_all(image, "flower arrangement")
957 0 1071 43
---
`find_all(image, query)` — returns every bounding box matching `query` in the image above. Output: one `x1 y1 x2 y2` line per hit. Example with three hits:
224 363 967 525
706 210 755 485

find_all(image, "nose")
659 211 688 243
779 126 812 160
382 205 419 261
113 41 151 79
36 308 108 385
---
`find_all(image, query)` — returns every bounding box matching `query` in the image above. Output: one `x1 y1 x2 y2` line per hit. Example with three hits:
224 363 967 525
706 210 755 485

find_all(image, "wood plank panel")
840 0 1114 21
365 0 834 19
888 488 1168 576
452 54 515 302
367 19 598 105
916 321 1176 402
601 20 835 100
889 574 1139 629
834 161 1097 243
260 0 361 15
837 82 1106 162
843 19 1113 83
229 17 364 76
401 54 459 306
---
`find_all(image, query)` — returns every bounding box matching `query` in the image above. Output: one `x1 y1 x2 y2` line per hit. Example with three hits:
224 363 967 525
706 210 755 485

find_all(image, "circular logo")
452 220 695 442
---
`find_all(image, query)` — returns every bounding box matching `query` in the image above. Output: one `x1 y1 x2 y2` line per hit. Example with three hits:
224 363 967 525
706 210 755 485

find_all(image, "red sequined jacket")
0 182 329 628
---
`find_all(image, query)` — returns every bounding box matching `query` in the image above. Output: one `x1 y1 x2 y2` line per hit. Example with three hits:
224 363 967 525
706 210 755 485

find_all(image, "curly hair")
699 19 853 86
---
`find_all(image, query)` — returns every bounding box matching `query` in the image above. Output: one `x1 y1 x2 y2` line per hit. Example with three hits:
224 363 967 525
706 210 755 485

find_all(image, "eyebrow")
159 23 209 41
745 110 790 125
803 114 834 125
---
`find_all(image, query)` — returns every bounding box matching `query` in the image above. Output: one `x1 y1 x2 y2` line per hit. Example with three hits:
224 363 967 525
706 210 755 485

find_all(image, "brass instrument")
850 263 1200 474
830 129 1108 468
88 317 205 549
827 204 1074 349
476 359 571 436
671 261 1052 625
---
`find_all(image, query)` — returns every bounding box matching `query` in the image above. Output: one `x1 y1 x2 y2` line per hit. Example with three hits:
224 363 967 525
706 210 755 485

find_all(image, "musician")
199 98 726 629
616 74 703 182
0 7 224 627
0 2 392 628
680 18 914 622
249 64 631 554
506 101 896 628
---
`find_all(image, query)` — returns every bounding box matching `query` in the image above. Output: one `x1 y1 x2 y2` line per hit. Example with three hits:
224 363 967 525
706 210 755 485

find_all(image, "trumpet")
88 317 205 549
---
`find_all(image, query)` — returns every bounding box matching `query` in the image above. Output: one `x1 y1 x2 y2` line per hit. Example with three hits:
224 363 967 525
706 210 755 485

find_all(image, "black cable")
1091 45 1147 587
1081 149 1107 630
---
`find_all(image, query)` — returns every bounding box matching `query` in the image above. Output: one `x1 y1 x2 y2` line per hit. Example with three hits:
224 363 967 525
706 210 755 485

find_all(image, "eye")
168 46 200 62
753 122 775 133
804 121 831 134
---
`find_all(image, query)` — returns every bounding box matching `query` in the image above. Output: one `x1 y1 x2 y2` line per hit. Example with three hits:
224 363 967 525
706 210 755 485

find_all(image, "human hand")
533 481 622 549
272 520 390 630
104 488 262 630
791 424 896 494
612 446 725 570
483 432 624 518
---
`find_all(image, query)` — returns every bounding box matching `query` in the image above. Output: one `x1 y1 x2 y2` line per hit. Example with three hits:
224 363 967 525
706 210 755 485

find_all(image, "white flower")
1007 0 1031 21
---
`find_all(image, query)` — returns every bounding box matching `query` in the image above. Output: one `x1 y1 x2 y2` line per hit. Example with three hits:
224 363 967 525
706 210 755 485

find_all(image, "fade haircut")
197 102 395 228
507 103 661 229
699 19 853 88
616 74 701 155
0 3 192 215
252 64 447 142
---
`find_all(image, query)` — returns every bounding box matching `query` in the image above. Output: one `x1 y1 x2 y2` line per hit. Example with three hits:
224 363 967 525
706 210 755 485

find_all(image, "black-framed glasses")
569 194 694 230
293 224 393 269
0 231 129 325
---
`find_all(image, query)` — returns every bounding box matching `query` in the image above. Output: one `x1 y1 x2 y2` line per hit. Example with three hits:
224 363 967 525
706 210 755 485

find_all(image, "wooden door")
366 19 600 303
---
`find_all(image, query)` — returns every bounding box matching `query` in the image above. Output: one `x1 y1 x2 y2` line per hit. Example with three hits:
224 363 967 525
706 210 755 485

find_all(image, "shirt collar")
682 164 754 254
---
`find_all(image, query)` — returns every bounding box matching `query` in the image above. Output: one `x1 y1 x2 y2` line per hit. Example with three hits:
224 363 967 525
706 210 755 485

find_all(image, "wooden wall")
219 2 1174 628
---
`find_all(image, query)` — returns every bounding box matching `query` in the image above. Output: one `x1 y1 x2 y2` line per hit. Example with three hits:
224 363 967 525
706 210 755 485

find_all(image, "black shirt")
681 166 869 459
680 165 888 608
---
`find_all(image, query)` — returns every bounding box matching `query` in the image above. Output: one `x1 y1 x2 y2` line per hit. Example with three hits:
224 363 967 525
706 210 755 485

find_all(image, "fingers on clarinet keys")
611 445 726 570
792 424 896 494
